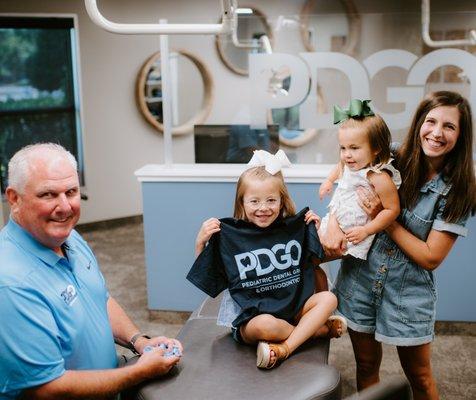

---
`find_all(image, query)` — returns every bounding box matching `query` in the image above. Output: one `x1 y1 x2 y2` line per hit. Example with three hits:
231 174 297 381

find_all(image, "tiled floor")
80 220 476 399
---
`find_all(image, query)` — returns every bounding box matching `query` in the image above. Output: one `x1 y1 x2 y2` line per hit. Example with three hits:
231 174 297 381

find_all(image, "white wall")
1 0 475 223
0 0 305 223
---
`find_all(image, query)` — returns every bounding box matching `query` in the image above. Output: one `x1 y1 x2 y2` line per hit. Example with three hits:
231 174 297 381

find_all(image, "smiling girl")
188 151 346 369
319 99 401 260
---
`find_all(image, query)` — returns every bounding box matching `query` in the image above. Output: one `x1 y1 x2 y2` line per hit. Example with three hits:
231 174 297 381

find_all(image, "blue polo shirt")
0 219 117 399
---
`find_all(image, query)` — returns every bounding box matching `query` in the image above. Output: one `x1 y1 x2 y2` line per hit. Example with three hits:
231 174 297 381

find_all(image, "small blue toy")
143 343 181 357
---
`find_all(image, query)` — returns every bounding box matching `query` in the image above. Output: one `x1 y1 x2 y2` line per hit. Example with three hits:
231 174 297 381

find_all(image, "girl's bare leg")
240 314 294 344
241 291 337 366
314 265 329 292
312 267 343 338
284 291 337 353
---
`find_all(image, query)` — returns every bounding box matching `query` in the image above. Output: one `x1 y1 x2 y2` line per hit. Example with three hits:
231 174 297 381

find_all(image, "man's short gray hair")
8 143 78 193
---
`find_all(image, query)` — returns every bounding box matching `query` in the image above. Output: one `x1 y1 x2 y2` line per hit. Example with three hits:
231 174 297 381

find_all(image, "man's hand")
345 226 369 245
22 341 182 400
134 345 181 379
134 335 183 355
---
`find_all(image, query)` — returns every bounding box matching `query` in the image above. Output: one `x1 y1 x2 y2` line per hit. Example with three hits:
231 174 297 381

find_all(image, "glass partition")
170 9 476 165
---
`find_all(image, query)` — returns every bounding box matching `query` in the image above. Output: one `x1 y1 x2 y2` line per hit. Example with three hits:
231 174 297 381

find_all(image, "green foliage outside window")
0 17 82 192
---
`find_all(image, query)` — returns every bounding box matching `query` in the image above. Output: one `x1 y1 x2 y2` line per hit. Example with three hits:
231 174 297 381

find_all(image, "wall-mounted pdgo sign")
249 49 476 130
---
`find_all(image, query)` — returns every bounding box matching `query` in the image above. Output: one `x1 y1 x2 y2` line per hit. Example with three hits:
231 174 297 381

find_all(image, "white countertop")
135 164 334 183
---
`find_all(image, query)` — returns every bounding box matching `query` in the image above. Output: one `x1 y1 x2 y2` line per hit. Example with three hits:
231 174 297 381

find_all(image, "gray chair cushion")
134 296 341 400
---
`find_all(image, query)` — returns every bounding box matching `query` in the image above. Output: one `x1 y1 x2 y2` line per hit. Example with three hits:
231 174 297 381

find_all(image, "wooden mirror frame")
215 6 274 76
136 49 214 135
299 0 361 56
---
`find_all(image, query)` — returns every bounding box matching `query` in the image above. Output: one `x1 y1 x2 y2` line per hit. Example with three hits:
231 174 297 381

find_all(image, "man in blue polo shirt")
0 143 182 399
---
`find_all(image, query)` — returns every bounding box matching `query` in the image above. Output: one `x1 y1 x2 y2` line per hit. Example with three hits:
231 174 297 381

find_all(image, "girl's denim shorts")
334 235 436 346
231 326 245 344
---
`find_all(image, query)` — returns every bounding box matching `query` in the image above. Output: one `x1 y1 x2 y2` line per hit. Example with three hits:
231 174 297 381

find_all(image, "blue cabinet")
139 169 476 322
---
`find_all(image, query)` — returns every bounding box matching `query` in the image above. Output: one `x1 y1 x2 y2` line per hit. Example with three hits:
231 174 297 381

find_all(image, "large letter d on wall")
249 53 309 129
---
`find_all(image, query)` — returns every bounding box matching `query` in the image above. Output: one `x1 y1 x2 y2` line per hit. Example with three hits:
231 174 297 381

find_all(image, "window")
0 16 83 192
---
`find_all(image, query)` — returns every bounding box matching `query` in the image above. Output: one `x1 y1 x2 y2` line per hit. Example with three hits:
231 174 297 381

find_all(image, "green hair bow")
333 99 375 124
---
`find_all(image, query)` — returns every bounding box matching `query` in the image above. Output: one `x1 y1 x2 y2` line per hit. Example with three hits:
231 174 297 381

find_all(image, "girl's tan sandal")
256 341 290 369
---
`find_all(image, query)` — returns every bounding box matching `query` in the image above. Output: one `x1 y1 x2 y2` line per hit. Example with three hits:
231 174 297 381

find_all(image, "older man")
0 143 182 399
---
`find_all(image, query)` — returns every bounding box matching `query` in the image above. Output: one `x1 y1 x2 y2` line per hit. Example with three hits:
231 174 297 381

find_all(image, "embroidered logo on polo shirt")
61 285 78 306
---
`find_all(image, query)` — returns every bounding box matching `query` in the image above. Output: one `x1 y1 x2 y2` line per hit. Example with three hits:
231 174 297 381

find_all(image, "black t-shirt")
186 207 324 327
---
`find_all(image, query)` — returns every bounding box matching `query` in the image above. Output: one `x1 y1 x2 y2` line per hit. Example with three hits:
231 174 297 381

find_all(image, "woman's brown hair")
340 114 392 166
233 166 296 220
397 91 476 222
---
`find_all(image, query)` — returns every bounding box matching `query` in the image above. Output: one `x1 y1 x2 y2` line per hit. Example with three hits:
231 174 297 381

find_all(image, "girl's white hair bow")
247 149 291 175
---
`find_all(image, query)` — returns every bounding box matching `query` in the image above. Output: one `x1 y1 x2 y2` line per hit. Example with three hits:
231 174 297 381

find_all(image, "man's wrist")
129 333 151 355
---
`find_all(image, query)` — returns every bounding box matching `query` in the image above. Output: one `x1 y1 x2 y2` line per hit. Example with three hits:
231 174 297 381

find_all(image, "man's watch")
129 332 151 355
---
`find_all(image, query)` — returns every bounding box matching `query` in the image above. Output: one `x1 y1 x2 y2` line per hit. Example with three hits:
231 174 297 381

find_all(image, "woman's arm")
345 172 400 244
356 186 382 218
386 222 457 270
357 186 458 270
319 213 347 259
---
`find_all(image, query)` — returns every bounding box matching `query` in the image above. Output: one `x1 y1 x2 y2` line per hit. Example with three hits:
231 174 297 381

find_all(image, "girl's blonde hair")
339 114 391 166
233 166 296 220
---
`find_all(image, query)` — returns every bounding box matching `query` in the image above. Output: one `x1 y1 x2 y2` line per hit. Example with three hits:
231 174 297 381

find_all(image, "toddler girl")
319 99 401 259
187 150 345 369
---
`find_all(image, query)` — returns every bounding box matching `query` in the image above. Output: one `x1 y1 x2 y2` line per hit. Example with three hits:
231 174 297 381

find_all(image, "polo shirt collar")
5 218 69 267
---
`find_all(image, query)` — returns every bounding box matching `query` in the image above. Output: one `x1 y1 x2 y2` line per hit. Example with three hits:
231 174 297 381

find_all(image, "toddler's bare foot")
314 315 348 339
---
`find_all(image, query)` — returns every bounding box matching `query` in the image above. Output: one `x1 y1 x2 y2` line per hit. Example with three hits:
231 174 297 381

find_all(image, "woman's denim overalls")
334 174 468 346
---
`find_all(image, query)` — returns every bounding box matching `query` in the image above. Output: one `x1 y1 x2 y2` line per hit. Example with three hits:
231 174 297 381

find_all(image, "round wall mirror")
300 0 361 56
136 50 213 135
215 6 274 76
